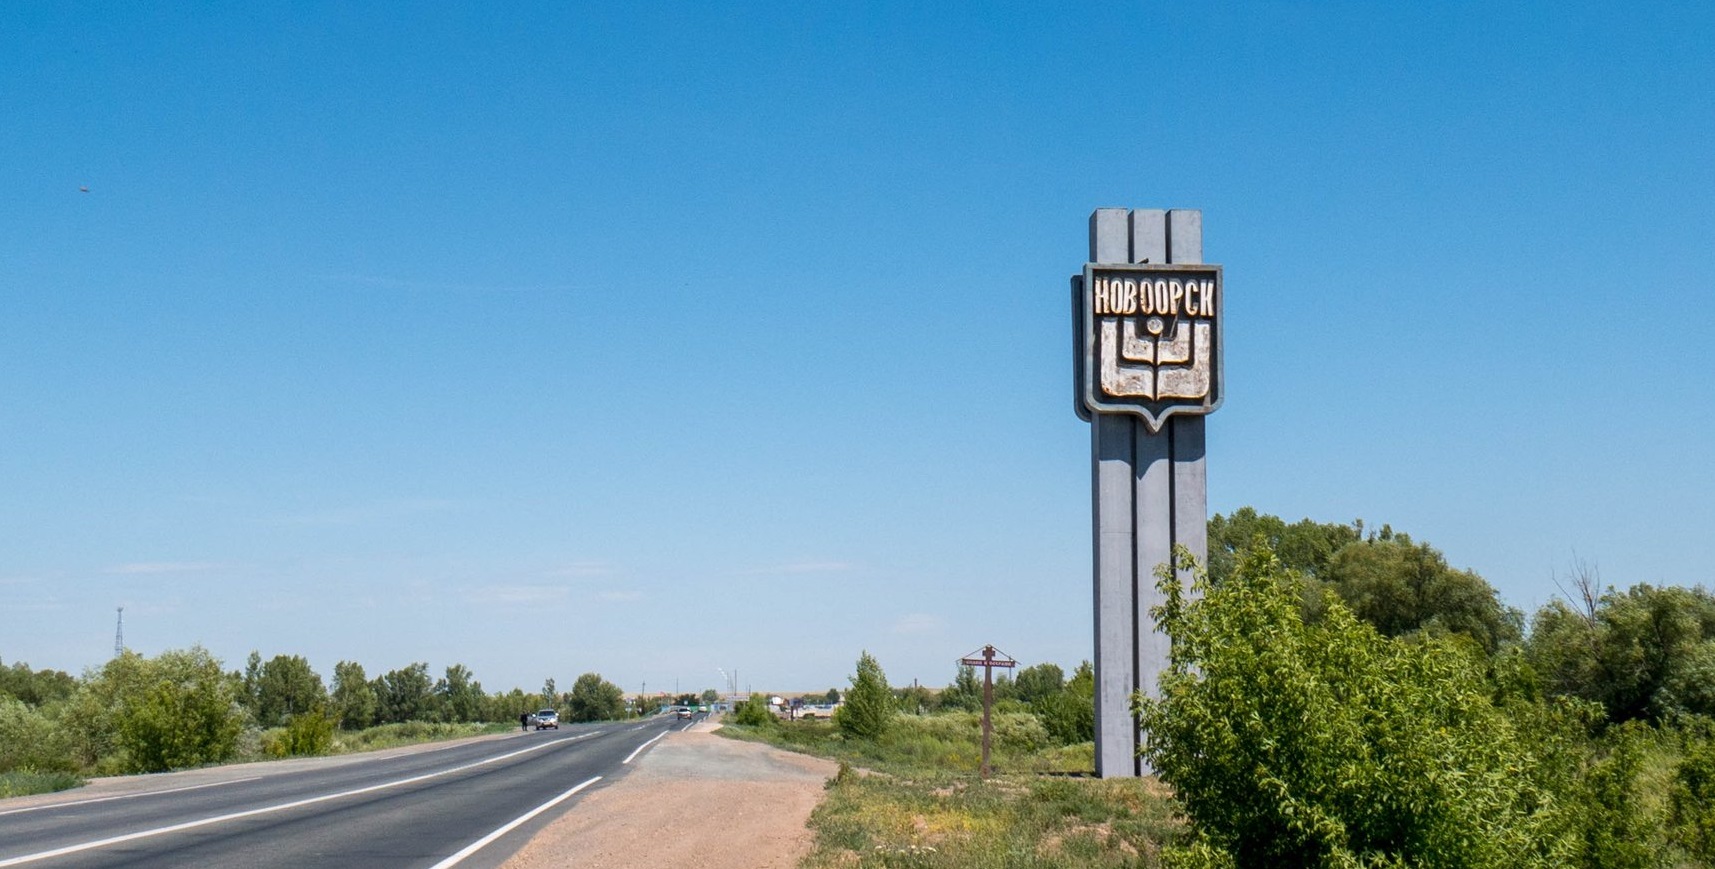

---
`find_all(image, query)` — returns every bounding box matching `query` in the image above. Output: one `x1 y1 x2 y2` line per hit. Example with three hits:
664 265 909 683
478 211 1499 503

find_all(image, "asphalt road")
0 716 696 869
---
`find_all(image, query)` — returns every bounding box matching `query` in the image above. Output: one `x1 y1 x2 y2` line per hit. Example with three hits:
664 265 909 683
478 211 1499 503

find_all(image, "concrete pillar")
1087 208 1207 778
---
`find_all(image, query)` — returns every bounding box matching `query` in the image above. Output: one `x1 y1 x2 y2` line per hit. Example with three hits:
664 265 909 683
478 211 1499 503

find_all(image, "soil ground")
500 719 837 869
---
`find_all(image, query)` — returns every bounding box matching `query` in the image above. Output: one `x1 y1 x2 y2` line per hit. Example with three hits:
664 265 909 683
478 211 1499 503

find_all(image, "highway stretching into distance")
0 715 694 869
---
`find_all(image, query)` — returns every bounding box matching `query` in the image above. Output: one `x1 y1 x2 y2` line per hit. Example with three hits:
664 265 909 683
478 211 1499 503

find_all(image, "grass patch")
0 769 84 798
721 714 1183 867
238 720 515 761
805 765 1181 867
331 720 514 754
723 713 1091 777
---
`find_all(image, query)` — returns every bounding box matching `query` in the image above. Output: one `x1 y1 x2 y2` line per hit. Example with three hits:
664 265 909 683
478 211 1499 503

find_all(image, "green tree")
1207 508 1362 585
329 660 376 729
1012 663 1065 706
1137 546 1572 867
435 664 483 723
699 688 719 705
939 665 981 712
835 651 893 740
254 654 327 727
374 663 434 723
565 672 624 722
239 650 263 713
0 658 77 707
495 687 533 719
895 683 934 715
1035 661 1094 746
1324 534 1523 655
1528 583 1715 724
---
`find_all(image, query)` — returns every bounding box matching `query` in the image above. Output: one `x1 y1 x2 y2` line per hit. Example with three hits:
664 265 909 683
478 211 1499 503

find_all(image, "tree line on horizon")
0 649 635 777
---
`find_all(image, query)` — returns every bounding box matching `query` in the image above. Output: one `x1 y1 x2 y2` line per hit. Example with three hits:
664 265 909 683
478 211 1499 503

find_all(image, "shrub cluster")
0 647 644 786
1141 539 1715 868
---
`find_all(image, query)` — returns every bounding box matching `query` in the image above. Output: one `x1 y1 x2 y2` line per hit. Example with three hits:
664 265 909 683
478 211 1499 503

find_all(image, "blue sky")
4 3 1712 696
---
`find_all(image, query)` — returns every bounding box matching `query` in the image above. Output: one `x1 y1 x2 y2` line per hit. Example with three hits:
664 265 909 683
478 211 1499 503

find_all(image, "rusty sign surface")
1076 263 1224 431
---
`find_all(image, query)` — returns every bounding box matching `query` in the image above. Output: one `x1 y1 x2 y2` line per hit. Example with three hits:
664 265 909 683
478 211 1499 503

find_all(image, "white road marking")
0 732 600 867
0 777 264 818
425 776 602 869
621 731 668 765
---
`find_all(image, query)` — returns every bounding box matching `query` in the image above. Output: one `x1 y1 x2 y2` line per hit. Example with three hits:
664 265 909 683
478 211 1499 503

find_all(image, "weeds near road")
806 771 1181 868
241 720 516 761
0 770 83 798
721 716 1184 867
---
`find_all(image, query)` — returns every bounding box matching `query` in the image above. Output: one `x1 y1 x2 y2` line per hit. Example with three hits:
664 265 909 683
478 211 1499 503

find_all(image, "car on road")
533 709 559 730
674 707 693 720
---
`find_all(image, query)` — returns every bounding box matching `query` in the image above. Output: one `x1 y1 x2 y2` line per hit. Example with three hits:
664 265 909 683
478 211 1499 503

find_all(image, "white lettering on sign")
1092 277 1216 318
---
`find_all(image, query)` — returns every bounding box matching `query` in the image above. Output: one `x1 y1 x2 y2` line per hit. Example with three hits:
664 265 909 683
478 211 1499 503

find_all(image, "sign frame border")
1078 262 1225 431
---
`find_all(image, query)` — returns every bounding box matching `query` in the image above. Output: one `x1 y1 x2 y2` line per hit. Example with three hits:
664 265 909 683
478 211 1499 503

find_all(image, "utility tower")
113 606 125 657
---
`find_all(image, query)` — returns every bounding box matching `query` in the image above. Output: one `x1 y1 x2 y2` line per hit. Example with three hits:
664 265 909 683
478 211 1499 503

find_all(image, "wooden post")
959 645 1016 779
980 657 993 777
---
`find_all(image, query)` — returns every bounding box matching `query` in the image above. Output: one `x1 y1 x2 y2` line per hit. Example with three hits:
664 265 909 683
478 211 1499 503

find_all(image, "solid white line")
0 732 600 867
0 777 264 818
621 731 667 765
424 776 602 869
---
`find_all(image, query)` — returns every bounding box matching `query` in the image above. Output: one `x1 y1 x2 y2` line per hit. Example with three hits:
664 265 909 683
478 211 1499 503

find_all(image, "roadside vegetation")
0 649 641 797
725 508 1715 868
721 652 1186 866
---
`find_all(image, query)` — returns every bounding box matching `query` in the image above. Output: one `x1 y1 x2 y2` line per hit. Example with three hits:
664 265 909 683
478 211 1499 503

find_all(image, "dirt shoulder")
501 720 837 869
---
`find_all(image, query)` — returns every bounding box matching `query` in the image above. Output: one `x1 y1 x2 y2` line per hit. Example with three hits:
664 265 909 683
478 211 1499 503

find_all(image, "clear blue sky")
4 3 1711 696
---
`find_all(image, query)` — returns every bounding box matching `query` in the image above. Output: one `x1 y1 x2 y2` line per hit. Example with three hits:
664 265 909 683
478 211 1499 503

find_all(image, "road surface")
0 716 696 869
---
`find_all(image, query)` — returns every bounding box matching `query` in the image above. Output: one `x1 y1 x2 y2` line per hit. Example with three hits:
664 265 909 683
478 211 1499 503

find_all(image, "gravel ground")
500 719 837 869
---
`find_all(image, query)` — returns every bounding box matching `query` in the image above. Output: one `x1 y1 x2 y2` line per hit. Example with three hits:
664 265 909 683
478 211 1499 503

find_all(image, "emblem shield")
1076 263 1223 431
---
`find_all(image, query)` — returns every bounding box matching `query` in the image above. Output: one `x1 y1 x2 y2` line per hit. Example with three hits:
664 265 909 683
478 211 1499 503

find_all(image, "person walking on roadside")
520 711 530 732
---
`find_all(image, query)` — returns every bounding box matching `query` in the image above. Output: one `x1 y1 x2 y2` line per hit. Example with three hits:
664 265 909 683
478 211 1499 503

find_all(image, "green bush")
733 693 778 727
835 651 894 741
330 720 499 752
1569 722 1669 869
992 711 1049 754
1673 721 1715 863
0 698 76 772
1137 545 1573 867
119 655 245 773
0 770 82 798
265 706 336 757
1034 661 1095 746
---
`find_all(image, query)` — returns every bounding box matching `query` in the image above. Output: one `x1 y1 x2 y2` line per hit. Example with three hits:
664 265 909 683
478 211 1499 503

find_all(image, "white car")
534 709 560 730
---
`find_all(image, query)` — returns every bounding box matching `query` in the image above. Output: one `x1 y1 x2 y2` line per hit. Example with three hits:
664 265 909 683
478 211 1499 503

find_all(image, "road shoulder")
500 720 838 869
0 727 534 813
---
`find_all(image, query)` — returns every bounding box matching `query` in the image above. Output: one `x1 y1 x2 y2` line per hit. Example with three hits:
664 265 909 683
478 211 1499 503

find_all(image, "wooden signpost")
958 645 1017 778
